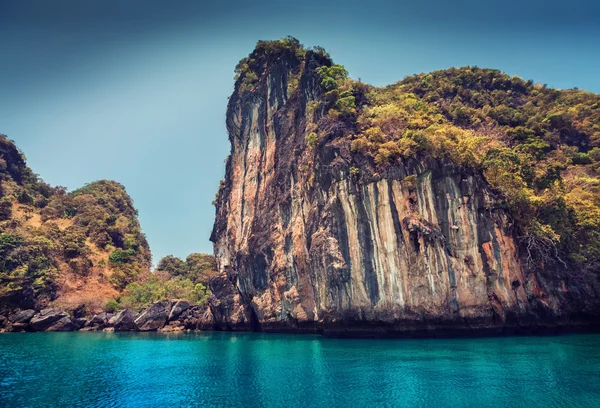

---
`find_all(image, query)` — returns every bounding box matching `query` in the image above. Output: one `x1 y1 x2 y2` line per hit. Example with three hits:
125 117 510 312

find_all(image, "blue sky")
1 0 599 263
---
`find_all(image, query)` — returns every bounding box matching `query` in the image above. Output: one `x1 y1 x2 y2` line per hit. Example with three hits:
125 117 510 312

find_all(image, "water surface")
1 332 599 407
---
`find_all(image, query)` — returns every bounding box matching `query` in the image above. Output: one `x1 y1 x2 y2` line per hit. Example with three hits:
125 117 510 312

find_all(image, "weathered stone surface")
0 315 6 328
73 318 87 329
196 306 215 331
134 300 171 331
168 300 190 322
29 309 69 332
9 309 35 324
45 316 79 332
209 48 600 335
209 273 254 331
167 305 215 331
85 312 110 328
111 310 138 332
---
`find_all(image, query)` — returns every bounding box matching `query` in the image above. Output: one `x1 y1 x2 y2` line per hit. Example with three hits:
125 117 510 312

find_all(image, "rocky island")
209 38 600 335
2 38 600 336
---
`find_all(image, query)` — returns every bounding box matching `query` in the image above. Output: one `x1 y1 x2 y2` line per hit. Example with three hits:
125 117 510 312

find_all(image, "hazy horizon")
1 0 599 263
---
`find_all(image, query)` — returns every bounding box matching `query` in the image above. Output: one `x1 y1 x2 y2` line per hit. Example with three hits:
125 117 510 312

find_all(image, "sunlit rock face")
210 49 600 335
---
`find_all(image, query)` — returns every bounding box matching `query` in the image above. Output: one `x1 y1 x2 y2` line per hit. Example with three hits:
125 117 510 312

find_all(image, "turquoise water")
1 333 600 407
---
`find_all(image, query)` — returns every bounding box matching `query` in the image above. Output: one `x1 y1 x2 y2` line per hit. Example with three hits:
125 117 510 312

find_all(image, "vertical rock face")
210 48 600 335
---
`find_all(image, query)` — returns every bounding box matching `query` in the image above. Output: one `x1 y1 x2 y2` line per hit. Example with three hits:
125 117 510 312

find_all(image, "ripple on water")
0 332 600 408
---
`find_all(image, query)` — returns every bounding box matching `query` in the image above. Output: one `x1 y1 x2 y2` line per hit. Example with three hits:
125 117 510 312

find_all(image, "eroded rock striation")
210 41 600 335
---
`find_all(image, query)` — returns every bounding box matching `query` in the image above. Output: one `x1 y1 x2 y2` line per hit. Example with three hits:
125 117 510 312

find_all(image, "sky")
1 0 599 263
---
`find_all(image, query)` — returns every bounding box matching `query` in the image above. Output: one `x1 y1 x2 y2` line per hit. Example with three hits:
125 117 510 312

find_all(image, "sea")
1 332 599 407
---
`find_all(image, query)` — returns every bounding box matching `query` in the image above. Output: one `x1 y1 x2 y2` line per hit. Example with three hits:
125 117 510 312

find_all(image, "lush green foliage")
109 249 136 265
114 253 215 311
325 66 600 268
0 135 152 304
156 253 217 284
104 299 119 313
0 231 58 300
306 132 318 148
108 252 216 310
315 64 360 120
118 275 209 310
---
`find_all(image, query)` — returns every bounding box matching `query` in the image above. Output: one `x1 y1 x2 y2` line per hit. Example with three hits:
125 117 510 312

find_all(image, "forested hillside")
0 135 216 316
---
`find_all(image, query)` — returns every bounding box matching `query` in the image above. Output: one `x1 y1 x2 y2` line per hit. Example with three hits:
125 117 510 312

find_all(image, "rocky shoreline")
2 269 598 336
0 300 215 333
2 299 599 336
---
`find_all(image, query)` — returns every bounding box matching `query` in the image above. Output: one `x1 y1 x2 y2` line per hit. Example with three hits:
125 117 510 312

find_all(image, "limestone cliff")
210 39 600 335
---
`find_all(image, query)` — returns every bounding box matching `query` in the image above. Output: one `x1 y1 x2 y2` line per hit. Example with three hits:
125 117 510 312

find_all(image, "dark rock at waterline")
8 309 32 324
168 300 189 322
74 318 88 329
209 273 254 331
111 310 138 332
168 305 211 330
197 307 216 331
45 316 80 332
9 322 29 332
135 300 171 331
9 309 35 324
1 303 217 333
159 321 184 332
85 312 111 329
29 309 69 332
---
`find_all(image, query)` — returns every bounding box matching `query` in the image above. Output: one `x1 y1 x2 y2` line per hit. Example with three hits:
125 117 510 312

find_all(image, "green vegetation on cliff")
328 65 599 268
238 37 600 271
233 36 329 95
354 68 600 268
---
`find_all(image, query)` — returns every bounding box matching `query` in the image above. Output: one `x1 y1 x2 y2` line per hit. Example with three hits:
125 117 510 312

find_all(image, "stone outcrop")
134 300 171 331
209 47 600 336
196 307 216 331
29 309 70 332
110 310 138 332
84 312 112 330
168 300 190 322
45 316 80 332
0 299 214 333
9 309 35 324
209 273 254 331
13 308 82 332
